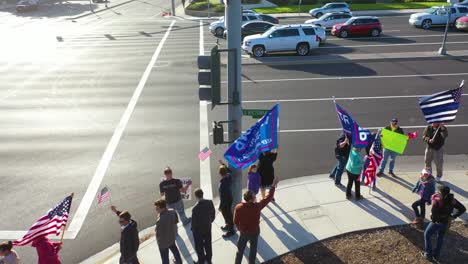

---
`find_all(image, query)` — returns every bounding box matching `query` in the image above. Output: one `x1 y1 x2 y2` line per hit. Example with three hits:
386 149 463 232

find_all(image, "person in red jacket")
233 177 279 264
31 236 62 264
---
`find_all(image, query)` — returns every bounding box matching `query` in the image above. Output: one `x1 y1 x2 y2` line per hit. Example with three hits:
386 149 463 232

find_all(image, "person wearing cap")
377 118 404 177
411 168 436 228
423 185 466 261
423 122 448 182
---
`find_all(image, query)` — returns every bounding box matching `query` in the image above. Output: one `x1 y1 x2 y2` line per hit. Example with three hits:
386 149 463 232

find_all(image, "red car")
331 16 383 38
455 16 468 31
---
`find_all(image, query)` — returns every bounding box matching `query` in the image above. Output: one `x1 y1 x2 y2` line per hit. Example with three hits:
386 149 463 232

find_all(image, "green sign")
381 129 409 155
242 109 269 119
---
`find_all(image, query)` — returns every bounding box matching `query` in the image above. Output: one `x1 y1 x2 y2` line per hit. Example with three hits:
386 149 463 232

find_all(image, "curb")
67 0 136 20
234 53 468 67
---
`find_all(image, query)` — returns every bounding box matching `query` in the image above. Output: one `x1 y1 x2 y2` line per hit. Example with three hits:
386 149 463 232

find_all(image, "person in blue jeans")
377 118 404 177
423 186 466 261
330 133 350 187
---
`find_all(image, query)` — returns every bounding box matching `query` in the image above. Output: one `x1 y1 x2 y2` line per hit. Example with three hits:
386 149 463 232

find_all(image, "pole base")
438 47 447 55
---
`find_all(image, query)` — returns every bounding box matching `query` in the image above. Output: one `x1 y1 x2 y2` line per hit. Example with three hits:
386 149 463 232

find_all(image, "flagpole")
430 126 441 142
60 192 74 244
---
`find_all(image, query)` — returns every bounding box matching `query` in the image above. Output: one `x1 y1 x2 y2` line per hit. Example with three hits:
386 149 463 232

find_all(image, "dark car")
223 21 275 40
259 14 279 24
332 16 382 38
16 0 38 12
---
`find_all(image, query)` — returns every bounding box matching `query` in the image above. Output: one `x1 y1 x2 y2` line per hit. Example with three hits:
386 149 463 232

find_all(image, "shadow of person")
382 174 414 191
353 196 408 226
373 188 415 221
441 182 468 200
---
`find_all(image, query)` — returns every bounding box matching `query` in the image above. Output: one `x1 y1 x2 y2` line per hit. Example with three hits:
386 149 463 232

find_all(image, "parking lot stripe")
320 41 468 49
65 20 177 239
237 72 468 84
242 94 468 103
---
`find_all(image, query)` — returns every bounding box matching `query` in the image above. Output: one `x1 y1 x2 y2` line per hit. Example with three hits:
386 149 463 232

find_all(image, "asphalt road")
1 5 467 263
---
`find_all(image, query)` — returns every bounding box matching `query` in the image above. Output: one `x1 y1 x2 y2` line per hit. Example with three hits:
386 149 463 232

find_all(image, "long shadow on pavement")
354 195 408 226
268 62 378 77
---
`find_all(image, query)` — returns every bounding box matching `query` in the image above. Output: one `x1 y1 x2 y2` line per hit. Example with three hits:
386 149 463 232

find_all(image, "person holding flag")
32 237 62 264
419 81 463 182
377 118 404 177
330 133 350 187
110 206 140 264
345 147 363 200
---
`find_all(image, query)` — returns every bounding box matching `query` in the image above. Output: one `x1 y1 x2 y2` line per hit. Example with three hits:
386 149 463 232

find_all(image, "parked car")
209 14 262 36
16 0 38 12
259 14 279 24
455 15 468 30
409 5 468 29
305 12 353 30
242 9 259 15
242 25 321 57
223 21 275 40
456 0 468 6
309 2 350 18
331 16 382 38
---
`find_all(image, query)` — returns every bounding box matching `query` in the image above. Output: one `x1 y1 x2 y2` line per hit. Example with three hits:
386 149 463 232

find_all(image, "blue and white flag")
224 104 279 169
334 102 372 149
419 81 464 124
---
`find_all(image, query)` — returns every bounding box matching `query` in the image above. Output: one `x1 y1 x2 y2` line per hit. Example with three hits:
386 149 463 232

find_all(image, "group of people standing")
112 149 279 264
330 118 466 261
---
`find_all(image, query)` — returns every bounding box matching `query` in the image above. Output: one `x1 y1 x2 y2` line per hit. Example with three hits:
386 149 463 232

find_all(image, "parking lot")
204 14 468 190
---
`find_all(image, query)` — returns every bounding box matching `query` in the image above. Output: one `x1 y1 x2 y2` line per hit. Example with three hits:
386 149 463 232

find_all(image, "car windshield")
262 27 276 36
426 8 439 14
344 19 355 25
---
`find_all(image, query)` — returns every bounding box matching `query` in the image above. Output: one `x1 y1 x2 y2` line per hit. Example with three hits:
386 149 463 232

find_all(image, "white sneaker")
435 176 442 182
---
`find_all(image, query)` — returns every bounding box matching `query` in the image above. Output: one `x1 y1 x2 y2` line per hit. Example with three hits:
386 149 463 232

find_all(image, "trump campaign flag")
334 102 372 148
419 80 463 124
224 104 279 169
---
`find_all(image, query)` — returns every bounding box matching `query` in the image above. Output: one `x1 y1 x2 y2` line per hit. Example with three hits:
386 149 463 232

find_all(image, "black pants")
235 231 259 264
119 255 140 264
412 198 427 218
346 171 361 198
193 231 212 263
220 199 234 231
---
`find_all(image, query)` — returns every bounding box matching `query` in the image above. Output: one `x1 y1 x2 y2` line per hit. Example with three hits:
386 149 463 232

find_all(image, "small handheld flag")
419 81 463 124
361 130 383 188
407 131 418 139
97 187 110 204
198 147 212 161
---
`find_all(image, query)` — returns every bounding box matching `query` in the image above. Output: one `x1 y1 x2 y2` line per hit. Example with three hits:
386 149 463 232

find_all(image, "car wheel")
215 27 224 36
252 45 265 58
339 30 348 38
296 43 309 56
422 19 432 30
316 12 323 18
370 28 380 37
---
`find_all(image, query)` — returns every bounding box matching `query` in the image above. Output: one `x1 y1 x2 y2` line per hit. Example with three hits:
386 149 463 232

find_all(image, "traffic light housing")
212 121 224 145
198 46 221 108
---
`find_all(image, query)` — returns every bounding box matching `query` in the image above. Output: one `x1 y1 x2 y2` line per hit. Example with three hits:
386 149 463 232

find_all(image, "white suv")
305 12 353 29
242 25 321 57
409 5 468 29
209 14 262 36
309 2 350 18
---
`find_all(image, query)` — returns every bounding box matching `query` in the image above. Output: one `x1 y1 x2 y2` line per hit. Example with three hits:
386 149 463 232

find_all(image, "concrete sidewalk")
82 155 468 264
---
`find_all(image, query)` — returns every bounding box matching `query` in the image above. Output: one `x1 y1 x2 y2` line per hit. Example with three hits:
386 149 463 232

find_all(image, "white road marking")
327 33 468 41
242 94 468 103
65 20 177 239
320 41 468 49
236 72 468 84
199 20 213 199
210 124 468 135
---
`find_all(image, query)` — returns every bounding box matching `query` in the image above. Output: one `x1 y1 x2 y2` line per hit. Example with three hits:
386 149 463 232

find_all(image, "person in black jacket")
258 150 278 200
423 186 466 261
111 206 140 264
423 123 448 182
330 133 350 186
377 118 404 177
218 160 235 238
191 188 216 264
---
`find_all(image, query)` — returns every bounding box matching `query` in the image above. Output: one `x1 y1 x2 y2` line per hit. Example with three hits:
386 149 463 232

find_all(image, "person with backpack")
330 133 350 187
411 168 435 228
423 186 466 261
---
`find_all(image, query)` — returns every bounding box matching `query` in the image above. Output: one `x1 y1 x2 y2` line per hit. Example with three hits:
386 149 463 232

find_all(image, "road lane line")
65 20 177 239
234 72 468 84
319 41 468 49
199 20 213 199
242 94 468 103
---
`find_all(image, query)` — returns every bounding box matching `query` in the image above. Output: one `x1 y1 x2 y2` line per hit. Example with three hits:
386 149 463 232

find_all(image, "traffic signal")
197 46 221 108
212 121 224 145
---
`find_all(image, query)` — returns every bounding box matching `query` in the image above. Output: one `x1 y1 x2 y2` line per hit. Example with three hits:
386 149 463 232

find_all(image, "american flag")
198 147 212 161
97 187 110 204
361 131 383 187
14 195 73 246
419 81 464 124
